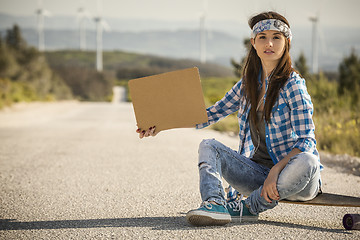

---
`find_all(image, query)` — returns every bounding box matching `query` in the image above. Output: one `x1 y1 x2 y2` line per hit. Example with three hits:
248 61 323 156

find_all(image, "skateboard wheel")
343 214 360 230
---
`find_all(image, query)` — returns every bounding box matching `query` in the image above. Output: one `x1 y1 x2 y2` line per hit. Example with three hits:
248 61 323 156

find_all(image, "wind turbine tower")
77 6 91 51
199 0 208 64
94 0 110 72
309 15 319 74
36 0 51 51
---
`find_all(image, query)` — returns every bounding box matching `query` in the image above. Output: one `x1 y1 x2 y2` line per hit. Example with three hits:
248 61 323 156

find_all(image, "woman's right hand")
136 126 157 139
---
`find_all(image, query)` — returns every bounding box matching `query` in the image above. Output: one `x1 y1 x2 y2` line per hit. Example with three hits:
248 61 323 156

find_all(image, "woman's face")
251 30 286 65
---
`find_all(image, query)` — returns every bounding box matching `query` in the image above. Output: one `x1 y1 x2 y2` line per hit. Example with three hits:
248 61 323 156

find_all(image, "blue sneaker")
186 201 231 226
226 196 259 223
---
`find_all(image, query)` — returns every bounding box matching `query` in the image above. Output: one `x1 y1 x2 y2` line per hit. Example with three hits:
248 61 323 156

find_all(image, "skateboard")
280 192 360 230
226 187 360 230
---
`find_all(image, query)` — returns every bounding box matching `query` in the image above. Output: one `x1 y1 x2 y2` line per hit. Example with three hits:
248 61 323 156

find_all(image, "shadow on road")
0 217 351 233
0 217 188 231
255 220 350 234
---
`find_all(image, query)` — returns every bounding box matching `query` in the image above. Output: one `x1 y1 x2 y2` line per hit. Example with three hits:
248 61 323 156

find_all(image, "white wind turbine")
77 2 92 51
309 14 319 74
199 0 208 64
94 0 110 72
35 0 51 51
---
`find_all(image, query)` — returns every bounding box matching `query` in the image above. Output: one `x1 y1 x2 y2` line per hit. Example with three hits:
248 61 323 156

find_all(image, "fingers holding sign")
136 126 157 139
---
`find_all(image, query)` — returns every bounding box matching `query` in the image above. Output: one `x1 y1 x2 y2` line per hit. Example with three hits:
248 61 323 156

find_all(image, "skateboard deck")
281 193 360 230
280 192 360 207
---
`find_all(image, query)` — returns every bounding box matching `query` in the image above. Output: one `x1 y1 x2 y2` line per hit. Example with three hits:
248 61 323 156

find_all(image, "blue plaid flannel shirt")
197 71 320 166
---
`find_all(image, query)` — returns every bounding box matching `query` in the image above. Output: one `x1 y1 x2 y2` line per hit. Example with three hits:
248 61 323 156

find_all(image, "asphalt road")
0 102 359 239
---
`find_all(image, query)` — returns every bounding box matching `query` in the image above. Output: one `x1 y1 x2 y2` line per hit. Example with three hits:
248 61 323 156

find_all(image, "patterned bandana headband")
251 19 292 41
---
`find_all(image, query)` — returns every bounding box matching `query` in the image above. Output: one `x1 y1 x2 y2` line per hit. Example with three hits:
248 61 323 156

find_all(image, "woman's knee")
198 139 218 156
199 138 217 150
277 152 319 189
198 139 218 166
293 152 320 173
277 152 320 201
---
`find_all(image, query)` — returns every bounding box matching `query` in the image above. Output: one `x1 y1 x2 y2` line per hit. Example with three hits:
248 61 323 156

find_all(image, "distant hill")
44 50 234 79
44 50 234 102
5 27 360 72
15 28 245 67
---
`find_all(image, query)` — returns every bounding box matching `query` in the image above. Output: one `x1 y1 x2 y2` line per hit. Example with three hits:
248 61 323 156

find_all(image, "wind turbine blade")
77 8 92 23
43 9 52 17
79 8 92 17
203 0 208 13
37 0 43 8
83 9 93 19
97 0 103 17
77 7 85 16
76 10 82 23
316 14 327 58
207 23 213 39
101 20 111 32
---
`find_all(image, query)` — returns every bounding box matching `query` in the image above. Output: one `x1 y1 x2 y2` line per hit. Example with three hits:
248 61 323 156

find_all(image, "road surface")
0 102 359 239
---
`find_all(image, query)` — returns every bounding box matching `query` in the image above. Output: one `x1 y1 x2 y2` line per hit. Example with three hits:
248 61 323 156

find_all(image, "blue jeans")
198 139 321 214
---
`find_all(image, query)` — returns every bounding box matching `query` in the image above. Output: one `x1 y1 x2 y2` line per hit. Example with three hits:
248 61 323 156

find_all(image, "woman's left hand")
261 168 280 203
260 148 301 203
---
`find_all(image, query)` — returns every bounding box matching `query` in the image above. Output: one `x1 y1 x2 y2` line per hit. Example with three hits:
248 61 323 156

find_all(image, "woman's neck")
261 60 278 81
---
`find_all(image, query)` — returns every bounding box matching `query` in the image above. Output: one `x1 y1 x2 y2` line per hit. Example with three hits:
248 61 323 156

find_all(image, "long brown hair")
242 11 294 128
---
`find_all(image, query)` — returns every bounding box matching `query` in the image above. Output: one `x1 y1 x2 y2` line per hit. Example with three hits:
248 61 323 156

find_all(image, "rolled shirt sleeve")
196 79 243 129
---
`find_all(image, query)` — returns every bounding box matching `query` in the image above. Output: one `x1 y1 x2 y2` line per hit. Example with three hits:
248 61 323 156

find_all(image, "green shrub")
0 78 12 108
0 78 39 109
0 25 73 108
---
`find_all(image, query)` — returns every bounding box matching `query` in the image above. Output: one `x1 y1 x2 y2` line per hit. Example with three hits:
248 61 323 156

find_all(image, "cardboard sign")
128 67 208 133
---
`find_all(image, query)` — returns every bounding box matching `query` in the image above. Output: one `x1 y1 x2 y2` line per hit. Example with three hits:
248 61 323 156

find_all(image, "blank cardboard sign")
128 67 208 133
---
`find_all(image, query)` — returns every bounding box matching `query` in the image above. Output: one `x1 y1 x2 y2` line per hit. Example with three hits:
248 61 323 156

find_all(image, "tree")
338 49 360 107
231 38 251 78
338 49 360 94
0 33 8 75
295 52 310 78
0 33 17 78
0 25 72 108
54 66 112 101
5 25 26 51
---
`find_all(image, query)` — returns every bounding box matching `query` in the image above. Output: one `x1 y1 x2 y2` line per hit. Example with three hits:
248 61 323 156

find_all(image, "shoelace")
227 194 244 223
201 201 213 210
238 194 244 223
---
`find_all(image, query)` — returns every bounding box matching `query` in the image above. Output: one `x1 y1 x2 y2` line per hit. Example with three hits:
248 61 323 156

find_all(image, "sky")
0 0 360 29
